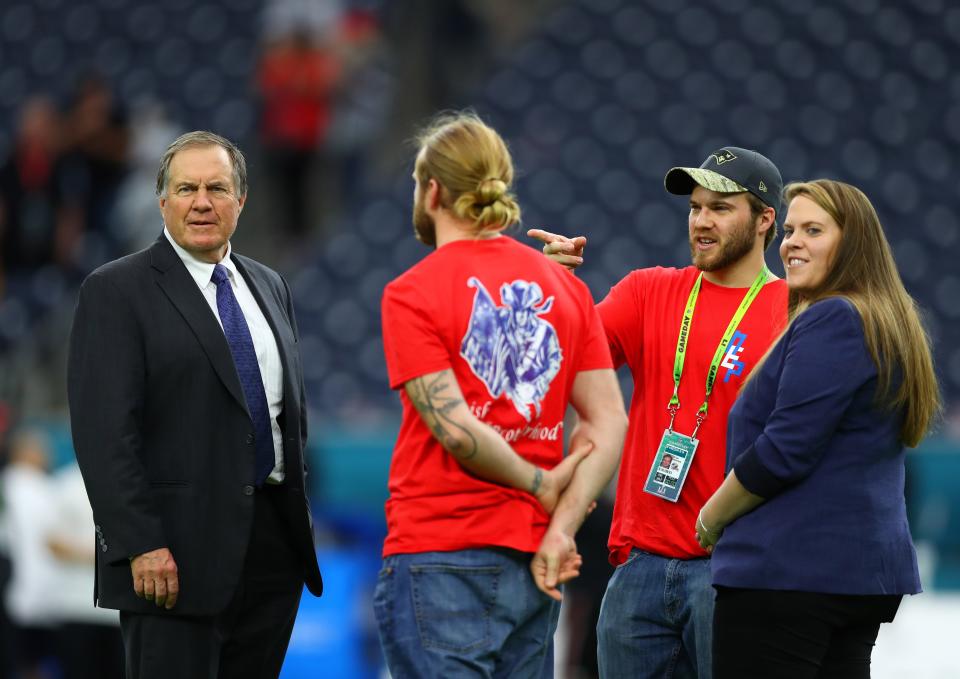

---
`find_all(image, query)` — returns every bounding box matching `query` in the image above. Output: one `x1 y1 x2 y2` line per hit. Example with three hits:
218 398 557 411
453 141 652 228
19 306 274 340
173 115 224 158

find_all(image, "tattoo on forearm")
408 373 478 460
530 467 543 496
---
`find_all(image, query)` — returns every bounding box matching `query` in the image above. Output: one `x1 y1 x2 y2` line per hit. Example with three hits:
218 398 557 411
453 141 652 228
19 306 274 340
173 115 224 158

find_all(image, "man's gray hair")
155 130 248 197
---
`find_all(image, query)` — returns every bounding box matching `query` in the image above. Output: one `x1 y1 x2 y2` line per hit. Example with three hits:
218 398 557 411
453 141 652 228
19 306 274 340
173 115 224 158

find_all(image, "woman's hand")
695 510 723 554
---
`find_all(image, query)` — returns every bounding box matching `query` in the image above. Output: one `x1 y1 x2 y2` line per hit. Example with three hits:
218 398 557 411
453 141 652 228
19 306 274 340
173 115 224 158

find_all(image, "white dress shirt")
164 228 285 482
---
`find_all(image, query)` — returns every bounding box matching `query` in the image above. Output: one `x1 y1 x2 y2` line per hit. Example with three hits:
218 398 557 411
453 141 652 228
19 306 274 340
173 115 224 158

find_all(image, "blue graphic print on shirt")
460 277 562 421
721 330 748 382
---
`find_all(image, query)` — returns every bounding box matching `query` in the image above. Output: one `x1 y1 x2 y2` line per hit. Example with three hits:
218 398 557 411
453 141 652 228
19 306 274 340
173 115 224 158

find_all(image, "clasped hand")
695 511 723 554
531 444 591 515
530 527 582 602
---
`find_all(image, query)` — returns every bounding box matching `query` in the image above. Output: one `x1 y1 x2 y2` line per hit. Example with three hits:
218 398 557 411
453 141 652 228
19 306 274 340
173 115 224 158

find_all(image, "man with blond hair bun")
375 111 627 678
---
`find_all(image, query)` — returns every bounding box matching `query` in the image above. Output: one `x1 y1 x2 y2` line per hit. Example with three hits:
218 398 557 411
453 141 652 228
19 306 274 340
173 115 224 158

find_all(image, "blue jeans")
597 548 714 679
373 548 560 679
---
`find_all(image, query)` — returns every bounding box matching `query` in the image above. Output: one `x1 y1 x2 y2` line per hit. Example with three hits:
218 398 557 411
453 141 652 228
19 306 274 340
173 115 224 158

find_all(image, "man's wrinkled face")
160 145 244 263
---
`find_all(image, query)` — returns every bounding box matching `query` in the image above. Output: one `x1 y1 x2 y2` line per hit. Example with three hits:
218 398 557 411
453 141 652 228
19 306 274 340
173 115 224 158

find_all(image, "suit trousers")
120 484 306 679
712 586 902 679
57 622 124 679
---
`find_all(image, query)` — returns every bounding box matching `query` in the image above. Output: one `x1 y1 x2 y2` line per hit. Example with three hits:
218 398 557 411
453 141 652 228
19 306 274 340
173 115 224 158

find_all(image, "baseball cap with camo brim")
663 146 783 218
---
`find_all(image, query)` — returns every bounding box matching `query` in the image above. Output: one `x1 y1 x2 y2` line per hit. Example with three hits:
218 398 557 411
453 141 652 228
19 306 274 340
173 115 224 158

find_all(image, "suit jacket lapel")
150 237 249 414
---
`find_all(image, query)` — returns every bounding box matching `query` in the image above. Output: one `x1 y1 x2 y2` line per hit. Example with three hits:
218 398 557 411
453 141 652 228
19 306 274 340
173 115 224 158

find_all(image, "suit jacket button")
246 434 254 444
243 485 255 496
101 545 108 552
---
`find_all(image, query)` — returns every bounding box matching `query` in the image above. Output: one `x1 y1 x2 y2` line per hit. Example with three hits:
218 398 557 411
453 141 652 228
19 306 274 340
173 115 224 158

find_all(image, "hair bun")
476 178 507 206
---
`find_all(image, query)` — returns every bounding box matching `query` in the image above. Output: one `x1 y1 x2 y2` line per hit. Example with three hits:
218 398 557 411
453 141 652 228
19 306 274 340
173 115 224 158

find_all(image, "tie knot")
211 264 230 287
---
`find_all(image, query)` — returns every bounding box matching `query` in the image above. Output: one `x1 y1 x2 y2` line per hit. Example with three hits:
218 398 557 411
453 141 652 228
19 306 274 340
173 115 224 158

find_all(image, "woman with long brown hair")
695 179 940 678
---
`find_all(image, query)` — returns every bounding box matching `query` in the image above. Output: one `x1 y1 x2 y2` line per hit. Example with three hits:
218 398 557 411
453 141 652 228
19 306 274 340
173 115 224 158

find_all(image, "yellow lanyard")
669 267 769 437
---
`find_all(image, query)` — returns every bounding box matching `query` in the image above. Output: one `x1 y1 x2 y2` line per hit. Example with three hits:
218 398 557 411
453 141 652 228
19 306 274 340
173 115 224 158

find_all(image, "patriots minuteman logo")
460 278 562 421
713 149 737 164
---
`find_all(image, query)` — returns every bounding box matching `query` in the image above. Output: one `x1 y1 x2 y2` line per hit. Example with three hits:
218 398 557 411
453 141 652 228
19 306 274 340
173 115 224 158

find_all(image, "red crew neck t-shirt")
598 266 788 563
381 236 612 557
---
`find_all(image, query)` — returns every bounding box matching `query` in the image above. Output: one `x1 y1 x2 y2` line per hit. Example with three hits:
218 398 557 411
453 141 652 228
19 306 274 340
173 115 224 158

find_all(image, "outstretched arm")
404 369 589 514
531 368 627 600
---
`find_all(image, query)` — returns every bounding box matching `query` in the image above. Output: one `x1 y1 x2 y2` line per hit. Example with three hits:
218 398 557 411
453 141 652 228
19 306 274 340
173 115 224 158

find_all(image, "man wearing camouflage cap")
530 147 788 678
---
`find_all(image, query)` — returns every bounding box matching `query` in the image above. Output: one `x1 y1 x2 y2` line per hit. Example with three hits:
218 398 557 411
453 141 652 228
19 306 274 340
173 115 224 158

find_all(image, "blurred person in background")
111 98 184 253
67 130 322 679
59 73 130 265
530 147 788 678
1 428 59 679
375 111 627 678
0 404 11 672
47 461 124 679
557 494 615 679
0 96 67 294
696 180 941 679
324 8 393 213
379 0 492 159
256 26 341 240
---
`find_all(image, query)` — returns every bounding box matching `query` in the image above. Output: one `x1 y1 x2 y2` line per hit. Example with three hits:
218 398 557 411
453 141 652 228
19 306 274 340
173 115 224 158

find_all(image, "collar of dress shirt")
162 227 238 289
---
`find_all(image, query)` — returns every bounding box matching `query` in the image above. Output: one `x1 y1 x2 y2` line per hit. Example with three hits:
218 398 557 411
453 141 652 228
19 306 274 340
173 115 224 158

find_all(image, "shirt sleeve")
576 295 615 372
733 298 877 498
381 278 452 390
596 270 645 369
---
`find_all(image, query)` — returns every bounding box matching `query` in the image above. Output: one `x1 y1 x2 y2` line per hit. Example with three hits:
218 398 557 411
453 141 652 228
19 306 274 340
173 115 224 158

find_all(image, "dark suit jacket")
67 235 323 617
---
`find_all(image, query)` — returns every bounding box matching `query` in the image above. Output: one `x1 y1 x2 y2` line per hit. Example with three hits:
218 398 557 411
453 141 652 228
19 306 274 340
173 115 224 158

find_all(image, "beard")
689 215 756 272
412 192 437 247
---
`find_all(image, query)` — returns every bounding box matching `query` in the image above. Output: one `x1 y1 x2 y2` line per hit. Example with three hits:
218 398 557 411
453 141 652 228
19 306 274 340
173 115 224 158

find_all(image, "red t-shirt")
598 266 788 563
381 236 612 557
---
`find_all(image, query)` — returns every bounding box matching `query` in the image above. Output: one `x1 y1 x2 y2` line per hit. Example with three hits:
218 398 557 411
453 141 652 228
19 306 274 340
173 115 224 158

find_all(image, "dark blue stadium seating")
0 0 958 416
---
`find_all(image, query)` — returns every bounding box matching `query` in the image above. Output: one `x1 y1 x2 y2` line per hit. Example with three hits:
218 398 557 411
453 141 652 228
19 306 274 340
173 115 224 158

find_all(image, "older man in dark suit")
67 130 322 678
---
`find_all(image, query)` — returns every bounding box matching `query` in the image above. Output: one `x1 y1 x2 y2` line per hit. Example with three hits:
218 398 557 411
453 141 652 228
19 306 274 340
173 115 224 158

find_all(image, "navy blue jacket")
712 297 921 595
